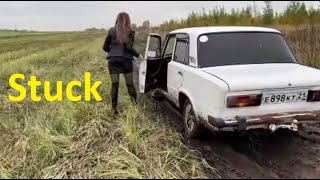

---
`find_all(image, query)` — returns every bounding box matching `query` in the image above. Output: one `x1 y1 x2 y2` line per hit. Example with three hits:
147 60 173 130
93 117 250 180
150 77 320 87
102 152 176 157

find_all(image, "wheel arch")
178 89 197 114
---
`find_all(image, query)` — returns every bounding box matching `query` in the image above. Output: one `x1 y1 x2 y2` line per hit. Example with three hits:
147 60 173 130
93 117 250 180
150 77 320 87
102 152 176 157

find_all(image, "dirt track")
132 63 320 179
154 99 320 179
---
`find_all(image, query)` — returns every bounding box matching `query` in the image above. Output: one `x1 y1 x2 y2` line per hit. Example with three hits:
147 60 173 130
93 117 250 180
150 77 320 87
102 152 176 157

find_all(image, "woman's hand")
133 53 144 65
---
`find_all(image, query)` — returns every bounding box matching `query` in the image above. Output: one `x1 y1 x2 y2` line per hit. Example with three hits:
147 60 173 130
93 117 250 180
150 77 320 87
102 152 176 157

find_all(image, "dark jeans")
110 73 137 111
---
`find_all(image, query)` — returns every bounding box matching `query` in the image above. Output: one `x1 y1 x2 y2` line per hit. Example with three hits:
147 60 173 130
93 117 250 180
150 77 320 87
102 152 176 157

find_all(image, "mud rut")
132 63 320 179
155 100 320 179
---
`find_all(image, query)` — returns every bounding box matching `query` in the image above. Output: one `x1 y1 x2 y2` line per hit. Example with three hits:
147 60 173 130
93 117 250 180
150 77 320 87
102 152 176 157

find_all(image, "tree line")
156 1 320 32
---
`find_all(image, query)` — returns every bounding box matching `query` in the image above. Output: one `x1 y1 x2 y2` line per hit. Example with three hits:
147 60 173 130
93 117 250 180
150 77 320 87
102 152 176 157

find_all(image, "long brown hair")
115 12 132 44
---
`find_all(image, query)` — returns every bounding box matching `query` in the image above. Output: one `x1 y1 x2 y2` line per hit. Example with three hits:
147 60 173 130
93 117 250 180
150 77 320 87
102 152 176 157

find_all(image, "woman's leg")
124 73 137 104
110 73 120 113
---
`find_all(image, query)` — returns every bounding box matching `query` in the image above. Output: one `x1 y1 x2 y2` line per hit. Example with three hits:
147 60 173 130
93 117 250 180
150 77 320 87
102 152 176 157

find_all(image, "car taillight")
307 90 320 102
227 94 262 108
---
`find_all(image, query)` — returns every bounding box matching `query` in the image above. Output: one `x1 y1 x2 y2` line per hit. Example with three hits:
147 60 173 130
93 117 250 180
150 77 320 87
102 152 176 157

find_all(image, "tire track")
151 98 320 179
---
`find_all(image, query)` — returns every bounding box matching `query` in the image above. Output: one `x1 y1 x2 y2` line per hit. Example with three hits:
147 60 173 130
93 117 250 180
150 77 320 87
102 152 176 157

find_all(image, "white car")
138 26 320 138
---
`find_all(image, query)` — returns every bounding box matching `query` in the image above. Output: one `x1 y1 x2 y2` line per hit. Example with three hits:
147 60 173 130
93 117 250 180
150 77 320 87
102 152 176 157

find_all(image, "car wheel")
183 99 205 139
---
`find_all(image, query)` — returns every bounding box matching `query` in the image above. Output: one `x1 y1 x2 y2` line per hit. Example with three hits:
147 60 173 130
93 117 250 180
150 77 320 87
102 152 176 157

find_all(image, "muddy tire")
183 99 205 139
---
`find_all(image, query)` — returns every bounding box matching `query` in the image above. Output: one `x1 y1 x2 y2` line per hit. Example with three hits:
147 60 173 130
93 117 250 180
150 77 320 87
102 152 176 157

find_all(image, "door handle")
178 71 183 76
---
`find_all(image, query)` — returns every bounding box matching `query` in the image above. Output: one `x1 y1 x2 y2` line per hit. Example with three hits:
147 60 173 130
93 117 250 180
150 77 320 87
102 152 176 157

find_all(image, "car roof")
169 26 281 38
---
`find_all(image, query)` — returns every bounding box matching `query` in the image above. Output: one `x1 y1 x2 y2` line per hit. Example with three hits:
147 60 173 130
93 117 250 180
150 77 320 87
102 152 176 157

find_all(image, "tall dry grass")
0 32 217 179
280 25 320 69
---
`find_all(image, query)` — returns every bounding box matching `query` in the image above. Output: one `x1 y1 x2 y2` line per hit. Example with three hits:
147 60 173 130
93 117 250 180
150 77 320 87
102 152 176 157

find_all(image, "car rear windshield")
197 32 297 68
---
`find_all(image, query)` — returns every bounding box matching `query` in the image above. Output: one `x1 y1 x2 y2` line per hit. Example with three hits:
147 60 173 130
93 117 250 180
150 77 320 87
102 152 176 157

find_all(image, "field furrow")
0 32 213 179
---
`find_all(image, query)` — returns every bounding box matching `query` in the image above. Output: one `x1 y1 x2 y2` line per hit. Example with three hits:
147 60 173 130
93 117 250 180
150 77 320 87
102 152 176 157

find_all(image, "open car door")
139 33 162 93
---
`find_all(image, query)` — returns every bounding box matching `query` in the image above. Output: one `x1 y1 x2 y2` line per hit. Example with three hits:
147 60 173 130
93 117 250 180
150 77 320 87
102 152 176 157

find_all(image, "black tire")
183 98 205 139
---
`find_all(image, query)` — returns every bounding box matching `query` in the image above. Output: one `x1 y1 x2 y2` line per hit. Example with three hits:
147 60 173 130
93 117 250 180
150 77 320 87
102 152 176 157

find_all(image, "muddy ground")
132 62 320 179
155 99 320 179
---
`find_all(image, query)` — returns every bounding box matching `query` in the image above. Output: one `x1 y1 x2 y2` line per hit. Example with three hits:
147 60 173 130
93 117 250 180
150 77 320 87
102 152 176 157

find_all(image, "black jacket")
103 27 139 60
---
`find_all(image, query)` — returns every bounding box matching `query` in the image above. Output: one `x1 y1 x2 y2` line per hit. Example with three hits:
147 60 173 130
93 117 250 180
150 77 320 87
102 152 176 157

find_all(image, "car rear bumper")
207 111 320 131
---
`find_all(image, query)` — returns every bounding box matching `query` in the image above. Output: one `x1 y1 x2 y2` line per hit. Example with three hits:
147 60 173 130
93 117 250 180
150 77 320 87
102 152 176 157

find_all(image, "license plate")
262 91 308 104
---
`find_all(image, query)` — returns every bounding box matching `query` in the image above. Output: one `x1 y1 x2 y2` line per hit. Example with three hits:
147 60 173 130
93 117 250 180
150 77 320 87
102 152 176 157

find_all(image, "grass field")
0 26 319 179
0 31 56 38
0 32 214 178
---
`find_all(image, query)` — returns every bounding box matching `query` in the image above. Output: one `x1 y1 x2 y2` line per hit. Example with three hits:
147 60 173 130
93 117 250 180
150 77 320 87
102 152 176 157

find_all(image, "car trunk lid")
202 63 320 92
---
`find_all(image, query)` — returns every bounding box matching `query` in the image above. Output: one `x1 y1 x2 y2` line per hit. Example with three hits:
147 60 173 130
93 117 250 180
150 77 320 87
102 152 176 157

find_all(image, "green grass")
0 32 215 178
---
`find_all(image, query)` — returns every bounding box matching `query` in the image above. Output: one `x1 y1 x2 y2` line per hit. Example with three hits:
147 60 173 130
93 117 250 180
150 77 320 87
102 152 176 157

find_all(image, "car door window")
173 37 189 64
164 36 176 57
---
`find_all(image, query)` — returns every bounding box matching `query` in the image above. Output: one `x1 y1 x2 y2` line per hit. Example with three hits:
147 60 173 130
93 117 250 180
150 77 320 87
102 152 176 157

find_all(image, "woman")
103 12 142 114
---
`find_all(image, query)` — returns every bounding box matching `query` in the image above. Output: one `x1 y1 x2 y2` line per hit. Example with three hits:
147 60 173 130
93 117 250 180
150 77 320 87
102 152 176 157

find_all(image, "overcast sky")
0 1 319 31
